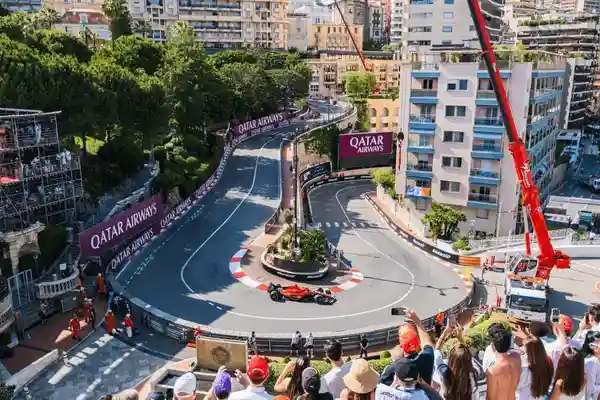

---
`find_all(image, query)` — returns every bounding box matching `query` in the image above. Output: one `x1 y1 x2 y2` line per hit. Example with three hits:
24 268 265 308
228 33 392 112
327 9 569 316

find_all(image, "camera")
391 307 406 316
550 308 560 323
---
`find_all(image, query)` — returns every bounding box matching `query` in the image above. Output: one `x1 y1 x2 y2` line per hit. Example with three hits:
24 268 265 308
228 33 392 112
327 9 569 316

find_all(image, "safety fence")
467 228 574 253
128 280 475 354
263 104 356 234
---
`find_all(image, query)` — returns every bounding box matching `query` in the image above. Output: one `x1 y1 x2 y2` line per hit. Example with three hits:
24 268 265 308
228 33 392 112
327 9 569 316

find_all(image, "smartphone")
550 308 560 323
391 307 406 316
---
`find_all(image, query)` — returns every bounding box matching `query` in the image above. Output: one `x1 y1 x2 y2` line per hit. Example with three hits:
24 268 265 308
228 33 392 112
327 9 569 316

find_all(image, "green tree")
344 71 376 99
209 50 258 69
302 124 341 161
133 19 152 38
382 43 401 52
370 168 395 196
94 35 165 75
30 7 59 29
421 202 467 240
299 229 327 263
102 0 133 40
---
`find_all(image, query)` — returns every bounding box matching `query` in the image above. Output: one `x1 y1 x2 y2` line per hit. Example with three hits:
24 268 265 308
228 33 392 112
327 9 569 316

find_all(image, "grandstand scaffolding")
0 108 83 232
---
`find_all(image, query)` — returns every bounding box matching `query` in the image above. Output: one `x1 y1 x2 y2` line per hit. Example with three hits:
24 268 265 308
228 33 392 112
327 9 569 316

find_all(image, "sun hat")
342 358 379 394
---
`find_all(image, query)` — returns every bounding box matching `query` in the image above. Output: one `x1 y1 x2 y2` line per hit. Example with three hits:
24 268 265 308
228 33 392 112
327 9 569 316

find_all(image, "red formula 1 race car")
268 283 336 305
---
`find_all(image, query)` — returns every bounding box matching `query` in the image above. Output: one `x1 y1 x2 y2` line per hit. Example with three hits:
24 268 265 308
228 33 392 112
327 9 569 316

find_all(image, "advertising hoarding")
233 112 291 138
79 195 164 259
338 131 394 159
299 161 332 186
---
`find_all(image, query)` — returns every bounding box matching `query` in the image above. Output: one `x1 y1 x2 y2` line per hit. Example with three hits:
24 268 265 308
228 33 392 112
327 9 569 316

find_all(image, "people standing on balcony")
69 313 81 341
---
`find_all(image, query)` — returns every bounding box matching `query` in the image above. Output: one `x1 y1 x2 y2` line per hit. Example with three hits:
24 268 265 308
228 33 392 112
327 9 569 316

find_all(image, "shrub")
441 315 511 357
380 350 391 359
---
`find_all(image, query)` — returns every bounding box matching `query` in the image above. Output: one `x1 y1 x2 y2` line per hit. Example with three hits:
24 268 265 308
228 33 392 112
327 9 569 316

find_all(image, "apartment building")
44 0 103 13
307 50 399 98
288 2 332 24
516 13 599 128
400 0 505 54
396 52 568 237
127 0 288 47
367 1 386 44
390 0 401 44
310 23 364 51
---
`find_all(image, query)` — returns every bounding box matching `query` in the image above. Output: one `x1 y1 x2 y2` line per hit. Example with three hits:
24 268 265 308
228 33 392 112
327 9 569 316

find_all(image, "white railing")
36 266 79 300
0 298 14 334
468 229 574 251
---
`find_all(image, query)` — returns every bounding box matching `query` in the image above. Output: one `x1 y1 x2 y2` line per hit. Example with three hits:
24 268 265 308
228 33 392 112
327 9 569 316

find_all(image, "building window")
422 79 434 89
442 26 453 33
447 79 468 91
445 105 466 117
476 208 489 219
441 40 451 45
444 0 454 3
440 180 460 193
443 131 464 142
443 12 454 18
442 157 462 168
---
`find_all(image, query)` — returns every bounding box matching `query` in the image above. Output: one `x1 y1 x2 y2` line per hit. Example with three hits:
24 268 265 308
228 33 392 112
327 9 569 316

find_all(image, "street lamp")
293 127 300 248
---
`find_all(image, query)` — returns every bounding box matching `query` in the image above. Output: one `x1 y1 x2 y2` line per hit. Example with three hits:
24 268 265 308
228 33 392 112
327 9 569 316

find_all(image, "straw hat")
343 359 379 394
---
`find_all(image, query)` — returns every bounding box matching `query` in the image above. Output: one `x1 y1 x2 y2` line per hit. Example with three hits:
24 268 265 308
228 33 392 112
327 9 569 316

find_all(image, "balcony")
36 266 80 300
406 163 433 179
467 193 498 209
471 144 503 160
411 62 440 78
475 90 498 106
473 117 504 135
407 140 435 153
469 169 500 185
409 89 438 104
408 114 436 130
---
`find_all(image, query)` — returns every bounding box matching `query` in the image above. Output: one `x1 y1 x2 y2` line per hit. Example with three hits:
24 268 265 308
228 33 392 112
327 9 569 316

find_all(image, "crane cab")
506 254 539 279
504 254 549 322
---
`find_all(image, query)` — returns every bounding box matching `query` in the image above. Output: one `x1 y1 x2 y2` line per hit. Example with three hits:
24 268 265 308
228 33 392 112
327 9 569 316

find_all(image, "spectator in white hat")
174 372 198 400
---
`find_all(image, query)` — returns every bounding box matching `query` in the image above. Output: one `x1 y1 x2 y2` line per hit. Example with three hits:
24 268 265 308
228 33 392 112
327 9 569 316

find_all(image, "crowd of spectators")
103 305 600 400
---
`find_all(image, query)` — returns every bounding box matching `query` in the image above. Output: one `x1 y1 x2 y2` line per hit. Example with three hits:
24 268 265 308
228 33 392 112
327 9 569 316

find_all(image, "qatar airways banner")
338 131 394 158
233 112 291 138
79 195 164 258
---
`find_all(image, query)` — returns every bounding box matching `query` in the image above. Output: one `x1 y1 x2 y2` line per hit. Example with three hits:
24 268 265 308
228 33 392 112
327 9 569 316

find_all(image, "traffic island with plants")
263 210 330 280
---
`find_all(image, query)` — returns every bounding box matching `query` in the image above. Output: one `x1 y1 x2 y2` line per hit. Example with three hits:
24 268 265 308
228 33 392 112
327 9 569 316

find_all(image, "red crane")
331 0 381 94
465 0 570 279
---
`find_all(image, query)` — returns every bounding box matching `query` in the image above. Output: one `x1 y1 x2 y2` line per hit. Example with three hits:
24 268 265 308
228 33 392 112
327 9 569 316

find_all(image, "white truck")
580 175 600 192
504 255 550 323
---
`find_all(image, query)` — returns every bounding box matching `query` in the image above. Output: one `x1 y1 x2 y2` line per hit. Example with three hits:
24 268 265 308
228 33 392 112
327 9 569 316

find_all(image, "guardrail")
263 104 356 234
467 228 574 252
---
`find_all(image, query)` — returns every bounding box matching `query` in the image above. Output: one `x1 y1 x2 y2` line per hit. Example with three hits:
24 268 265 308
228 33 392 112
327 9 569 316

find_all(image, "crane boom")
465 0 570 279
331 0 369 72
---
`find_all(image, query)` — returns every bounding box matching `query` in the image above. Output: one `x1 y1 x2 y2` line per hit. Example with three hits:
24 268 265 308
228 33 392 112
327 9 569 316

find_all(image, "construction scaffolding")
0 108 83 232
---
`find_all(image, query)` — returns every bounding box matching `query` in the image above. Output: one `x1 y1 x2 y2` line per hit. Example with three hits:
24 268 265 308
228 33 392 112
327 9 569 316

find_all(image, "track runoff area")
105 127 468 340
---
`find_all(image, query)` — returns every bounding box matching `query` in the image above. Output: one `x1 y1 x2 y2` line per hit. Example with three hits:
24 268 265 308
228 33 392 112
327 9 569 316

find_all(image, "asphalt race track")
120 103 465 334
308 182 467 325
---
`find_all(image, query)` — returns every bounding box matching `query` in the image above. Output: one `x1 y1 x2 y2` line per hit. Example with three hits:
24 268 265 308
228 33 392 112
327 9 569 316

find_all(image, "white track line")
180 134 282 293
333 186 416 299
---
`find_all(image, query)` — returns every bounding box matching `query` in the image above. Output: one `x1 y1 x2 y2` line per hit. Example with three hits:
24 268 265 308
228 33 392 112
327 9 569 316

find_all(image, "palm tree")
32 7 60 29
133 19 152 38
168 20 195 45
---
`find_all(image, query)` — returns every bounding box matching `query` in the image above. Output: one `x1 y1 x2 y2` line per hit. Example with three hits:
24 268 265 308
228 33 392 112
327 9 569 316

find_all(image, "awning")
409 128 435 134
